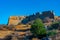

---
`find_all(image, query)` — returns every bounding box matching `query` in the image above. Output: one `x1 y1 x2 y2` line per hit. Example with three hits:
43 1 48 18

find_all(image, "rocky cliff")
8 16 26 25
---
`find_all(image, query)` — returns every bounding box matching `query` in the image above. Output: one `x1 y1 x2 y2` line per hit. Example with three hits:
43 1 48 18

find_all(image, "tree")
31 18 47 38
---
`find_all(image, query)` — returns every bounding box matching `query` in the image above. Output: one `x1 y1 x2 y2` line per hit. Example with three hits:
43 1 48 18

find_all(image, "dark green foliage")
47 22 58 37
49 22 59 30
47 30 57 36
31 18 47 37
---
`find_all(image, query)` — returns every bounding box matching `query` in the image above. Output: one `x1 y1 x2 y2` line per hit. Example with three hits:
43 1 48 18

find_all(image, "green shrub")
31 18 47 37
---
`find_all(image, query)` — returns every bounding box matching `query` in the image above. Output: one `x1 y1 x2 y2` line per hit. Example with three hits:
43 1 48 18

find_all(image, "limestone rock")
8 16 26 25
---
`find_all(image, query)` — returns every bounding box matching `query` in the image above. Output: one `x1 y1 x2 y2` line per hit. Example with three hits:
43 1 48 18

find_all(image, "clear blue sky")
0 0 60 24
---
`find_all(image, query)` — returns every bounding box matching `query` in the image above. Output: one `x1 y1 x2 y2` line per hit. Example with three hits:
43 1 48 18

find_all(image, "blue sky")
0 0 60 24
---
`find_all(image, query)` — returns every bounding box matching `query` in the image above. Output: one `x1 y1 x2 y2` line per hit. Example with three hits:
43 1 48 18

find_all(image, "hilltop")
8 11 55 25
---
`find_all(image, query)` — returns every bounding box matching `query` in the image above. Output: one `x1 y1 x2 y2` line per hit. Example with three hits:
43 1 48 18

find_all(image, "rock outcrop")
21 11 54 24
8 16 26 25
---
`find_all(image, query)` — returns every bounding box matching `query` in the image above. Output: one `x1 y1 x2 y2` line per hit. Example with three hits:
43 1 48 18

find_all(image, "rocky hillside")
21 11 54 24
8 11 54 25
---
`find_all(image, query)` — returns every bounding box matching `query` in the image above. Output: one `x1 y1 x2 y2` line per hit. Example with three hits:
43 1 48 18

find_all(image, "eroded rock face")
42 11 54 19
8 16 26 25
8 11 54 25
0 31 13 39
21 11 54 24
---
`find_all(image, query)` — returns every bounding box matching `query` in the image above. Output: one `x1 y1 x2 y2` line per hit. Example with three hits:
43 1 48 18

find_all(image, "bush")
31 18 47 38
47 30 57 36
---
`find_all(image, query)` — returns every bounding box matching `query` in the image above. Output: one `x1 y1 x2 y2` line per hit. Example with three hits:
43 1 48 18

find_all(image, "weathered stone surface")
42 11 54 19
54 16 58 21
8 16 26 25
8 16 19 25
21 11 54 24
0 31 13 38
15 24 31 30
